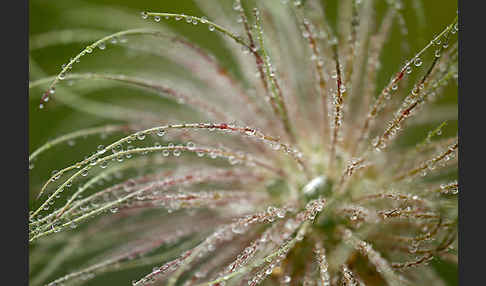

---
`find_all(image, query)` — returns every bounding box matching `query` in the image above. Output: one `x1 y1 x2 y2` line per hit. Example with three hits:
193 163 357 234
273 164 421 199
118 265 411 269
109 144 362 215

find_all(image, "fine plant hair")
29 0 458 285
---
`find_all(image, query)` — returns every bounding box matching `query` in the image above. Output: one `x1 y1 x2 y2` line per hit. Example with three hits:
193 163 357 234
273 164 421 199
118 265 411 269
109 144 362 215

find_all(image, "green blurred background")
29 0 458 285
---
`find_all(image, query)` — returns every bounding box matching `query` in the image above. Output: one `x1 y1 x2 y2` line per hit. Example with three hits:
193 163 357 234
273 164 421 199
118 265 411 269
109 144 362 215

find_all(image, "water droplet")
112 144 122 154
244 128 256 136
141 11 148 19
98 42 106 50
137 132 146 140
411 87 419 96
209 25 215 31
86 47 93 54
100 161 108 169
125 146 134 158
51 170 60 180
154 16 161 22
173 146 182 157
187 141 196 150
156 129 165 137
413 58 422 67
97 145 106 154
